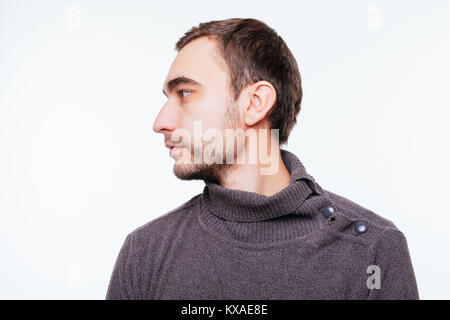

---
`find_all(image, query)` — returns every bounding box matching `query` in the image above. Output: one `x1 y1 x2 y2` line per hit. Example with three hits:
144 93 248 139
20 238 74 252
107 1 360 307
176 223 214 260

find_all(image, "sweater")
105 148 419 300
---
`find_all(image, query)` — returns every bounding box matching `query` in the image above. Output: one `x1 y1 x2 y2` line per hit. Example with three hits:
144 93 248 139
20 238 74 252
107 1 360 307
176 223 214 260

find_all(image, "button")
320 205 335 218
354 221 368 234
327 216 337 225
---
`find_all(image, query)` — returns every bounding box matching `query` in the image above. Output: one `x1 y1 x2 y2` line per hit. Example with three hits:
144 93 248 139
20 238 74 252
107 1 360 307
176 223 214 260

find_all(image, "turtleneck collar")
202 149 324 222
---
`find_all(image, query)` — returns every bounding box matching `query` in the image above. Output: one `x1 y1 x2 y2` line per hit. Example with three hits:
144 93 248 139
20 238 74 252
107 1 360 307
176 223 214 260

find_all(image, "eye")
177 90 192 98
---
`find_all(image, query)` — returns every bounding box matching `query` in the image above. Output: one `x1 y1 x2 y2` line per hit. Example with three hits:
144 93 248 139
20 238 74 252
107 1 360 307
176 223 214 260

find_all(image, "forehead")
164 37 228 90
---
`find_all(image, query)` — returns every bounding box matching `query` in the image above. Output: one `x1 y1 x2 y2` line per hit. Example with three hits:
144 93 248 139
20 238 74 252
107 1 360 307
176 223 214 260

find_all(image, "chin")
173 163 202 181
173 161 225 183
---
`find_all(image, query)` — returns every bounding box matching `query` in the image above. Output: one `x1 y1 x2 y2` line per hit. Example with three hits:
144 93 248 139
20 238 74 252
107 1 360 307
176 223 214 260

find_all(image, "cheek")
195 98 226 130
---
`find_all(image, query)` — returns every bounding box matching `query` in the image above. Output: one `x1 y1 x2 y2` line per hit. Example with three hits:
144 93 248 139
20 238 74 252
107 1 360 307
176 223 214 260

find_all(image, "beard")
172 101 241 185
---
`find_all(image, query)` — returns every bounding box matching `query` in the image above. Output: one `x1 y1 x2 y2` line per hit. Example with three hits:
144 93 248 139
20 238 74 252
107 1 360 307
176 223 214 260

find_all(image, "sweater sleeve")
367 229 419 300
105 233 141 300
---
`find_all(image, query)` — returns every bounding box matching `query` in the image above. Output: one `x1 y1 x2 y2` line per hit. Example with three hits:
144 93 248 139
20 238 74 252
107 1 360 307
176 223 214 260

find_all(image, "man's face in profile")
153 37 242 183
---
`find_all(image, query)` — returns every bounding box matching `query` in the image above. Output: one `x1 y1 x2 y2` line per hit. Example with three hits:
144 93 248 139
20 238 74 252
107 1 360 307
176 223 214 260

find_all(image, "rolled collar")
202 149 324 222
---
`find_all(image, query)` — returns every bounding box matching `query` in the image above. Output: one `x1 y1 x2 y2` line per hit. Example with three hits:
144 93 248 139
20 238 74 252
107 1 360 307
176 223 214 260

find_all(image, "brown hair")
175 18 303 146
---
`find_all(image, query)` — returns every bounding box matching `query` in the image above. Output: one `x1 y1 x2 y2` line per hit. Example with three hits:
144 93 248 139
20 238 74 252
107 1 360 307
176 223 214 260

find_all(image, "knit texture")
106 149 419 300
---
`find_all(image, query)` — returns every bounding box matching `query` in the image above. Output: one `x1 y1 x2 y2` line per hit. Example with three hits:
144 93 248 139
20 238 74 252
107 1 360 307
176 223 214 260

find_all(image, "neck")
201 148 328 237
220 148 291 196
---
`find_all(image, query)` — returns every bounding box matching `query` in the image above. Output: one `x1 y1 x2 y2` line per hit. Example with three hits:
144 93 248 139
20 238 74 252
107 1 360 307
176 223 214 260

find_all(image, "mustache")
166 137 219 149
169 143 190 148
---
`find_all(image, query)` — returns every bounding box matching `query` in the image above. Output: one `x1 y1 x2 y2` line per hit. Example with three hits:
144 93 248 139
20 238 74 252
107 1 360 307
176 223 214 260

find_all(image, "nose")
152 101 178 134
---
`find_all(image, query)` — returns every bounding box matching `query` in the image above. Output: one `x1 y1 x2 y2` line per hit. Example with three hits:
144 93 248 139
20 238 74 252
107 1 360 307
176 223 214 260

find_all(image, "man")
106 18 419 300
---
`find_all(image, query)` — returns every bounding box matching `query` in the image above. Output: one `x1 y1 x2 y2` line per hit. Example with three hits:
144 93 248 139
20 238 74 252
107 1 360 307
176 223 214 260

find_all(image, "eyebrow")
162 76 202 97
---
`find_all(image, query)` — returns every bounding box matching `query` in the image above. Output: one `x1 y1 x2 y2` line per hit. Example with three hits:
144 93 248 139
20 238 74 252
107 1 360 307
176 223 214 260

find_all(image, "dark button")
320 205 335 218
354 221 368 234
327 216 337 225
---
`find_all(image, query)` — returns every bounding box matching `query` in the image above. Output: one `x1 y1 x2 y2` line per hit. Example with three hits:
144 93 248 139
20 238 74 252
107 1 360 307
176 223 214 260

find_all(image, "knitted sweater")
106 149 419 299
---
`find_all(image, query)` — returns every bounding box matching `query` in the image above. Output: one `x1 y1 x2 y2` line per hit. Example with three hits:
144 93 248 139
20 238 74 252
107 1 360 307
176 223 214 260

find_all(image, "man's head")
153 18 302 183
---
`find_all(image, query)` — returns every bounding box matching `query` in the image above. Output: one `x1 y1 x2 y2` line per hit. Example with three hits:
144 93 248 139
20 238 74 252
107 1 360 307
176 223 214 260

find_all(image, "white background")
1 0 449 299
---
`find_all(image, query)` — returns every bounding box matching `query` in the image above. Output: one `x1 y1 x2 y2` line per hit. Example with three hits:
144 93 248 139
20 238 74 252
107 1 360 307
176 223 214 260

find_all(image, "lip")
169 146 183 157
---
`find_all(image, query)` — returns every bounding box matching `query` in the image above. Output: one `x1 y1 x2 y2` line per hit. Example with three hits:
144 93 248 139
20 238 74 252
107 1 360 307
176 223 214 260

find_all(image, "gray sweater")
106 149 419 299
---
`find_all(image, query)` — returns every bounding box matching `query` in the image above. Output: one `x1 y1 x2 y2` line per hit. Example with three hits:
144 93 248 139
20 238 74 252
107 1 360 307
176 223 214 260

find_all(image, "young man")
106 18 419 300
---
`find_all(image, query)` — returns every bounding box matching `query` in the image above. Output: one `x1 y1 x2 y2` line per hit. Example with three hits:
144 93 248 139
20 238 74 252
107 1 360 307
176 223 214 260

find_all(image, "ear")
243 81 277 127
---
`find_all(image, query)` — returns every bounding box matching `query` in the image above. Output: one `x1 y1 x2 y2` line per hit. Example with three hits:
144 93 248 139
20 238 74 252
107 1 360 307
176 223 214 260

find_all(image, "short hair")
175 18 303 146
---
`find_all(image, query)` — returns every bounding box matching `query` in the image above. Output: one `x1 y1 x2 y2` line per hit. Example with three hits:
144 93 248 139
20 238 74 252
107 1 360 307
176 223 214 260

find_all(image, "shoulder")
320 189 417 275
117 192 203 279
322 188 409 246
107 193 203 299
324 188 400 231
128 193 202 243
